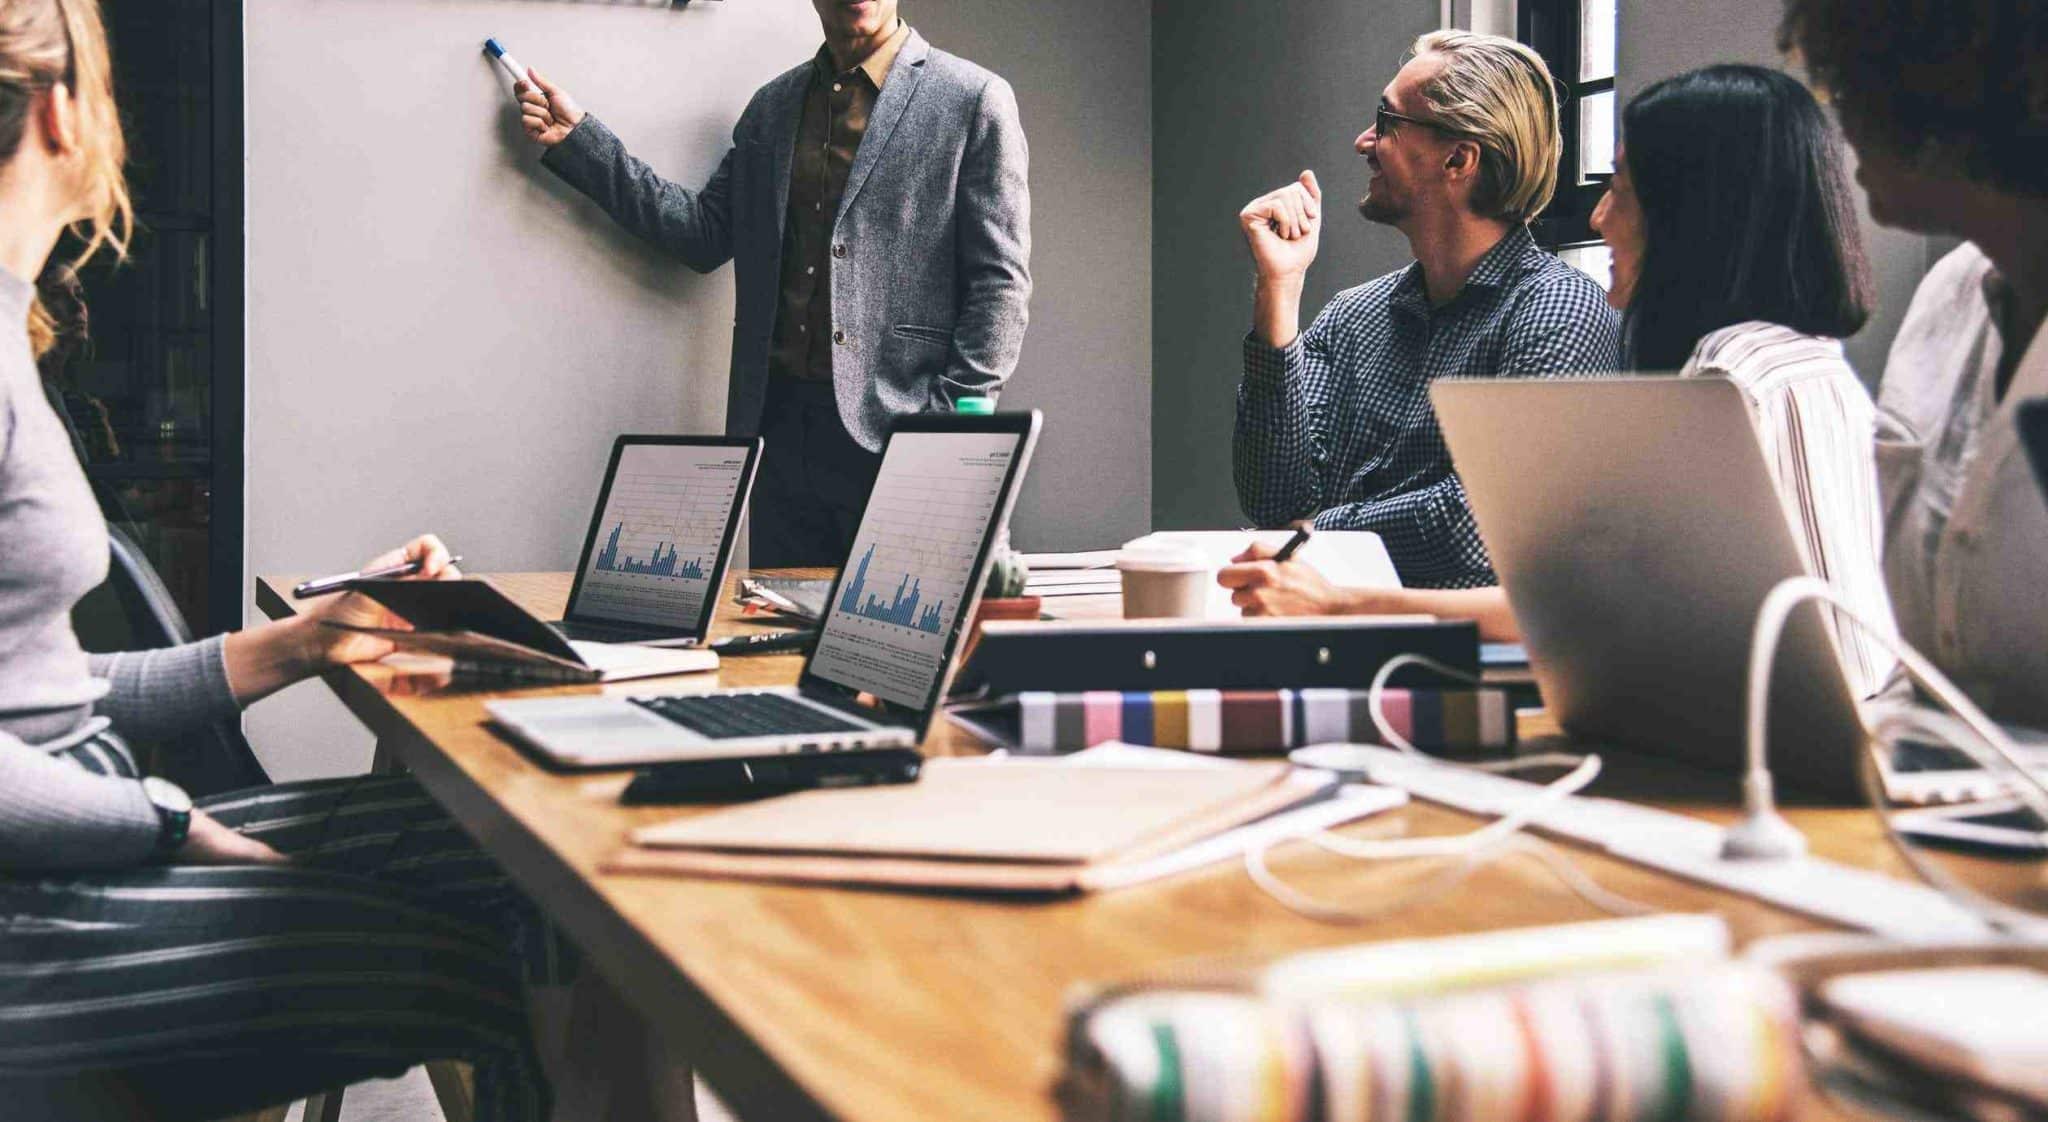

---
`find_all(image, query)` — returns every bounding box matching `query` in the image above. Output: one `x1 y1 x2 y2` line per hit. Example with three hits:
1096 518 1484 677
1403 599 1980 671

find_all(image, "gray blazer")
542 30 1031 451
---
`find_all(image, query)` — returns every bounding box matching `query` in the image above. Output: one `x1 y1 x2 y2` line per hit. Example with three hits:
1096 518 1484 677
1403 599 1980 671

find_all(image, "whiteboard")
247 0 820 581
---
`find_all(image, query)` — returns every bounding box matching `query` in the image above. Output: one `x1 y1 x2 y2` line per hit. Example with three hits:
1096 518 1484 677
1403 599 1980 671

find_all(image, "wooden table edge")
256 577 841 1122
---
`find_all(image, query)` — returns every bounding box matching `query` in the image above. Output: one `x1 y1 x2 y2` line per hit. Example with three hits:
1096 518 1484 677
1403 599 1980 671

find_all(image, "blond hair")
1408 30 1561 223
0 0 130 357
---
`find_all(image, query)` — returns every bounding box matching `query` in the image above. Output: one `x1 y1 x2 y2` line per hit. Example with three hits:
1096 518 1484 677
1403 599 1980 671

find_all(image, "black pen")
293 555 463 599
1270 524 1312 563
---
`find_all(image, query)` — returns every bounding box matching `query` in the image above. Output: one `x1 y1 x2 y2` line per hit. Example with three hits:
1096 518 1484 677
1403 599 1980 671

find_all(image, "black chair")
71 523 272 796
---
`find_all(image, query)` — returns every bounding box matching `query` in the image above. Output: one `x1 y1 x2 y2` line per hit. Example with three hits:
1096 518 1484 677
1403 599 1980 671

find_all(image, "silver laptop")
1432 376 1869 798
551 435 763 647
488 411 1041 767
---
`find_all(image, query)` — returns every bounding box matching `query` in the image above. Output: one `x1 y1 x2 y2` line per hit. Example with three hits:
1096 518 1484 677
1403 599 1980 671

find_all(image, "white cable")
1242 659 1652 924
1300 754 1603 860
1747 576 2048 934
1246 833 1656 925
1366 653 1482 756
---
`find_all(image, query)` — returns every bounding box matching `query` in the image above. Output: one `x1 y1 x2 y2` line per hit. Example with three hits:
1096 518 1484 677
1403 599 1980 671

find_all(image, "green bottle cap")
954 396 995 415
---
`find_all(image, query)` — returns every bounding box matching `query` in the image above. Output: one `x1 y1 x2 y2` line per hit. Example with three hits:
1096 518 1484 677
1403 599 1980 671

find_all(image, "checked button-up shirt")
1234 225 1622 589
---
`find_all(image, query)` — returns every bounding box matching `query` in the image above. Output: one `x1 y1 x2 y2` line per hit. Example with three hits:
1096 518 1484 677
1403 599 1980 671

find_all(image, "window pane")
1581 0 1617 82
1578 89 1616 181
1557 243 1613 291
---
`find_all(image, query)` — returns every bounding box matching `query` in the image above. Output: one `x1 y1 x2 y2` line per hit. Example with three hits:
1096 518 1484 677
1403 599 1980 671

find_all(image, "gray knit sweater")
0 267 239 871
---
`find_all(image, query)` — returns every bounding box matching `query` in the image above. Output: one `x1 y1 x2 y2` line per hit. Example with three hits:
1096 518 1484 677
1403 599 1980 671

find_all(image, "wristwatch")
141 776 193 857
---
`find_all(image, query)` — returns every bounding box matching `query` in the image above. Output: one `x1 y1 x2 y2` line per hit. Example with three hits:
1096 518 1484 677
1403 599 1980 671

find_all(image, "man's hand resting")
518 68 585 147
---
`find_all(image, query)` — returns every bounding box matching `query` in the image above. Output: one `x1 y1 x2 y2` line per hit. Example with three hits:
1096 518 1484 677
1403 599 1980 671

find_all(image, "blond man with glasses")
1233 30 1621 589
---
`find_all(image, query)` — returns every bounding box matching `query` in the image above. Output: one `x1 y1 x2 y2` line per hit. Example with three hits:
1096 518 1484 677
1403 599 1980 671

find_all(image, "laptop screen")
564 437 761 635
803 419 1036 717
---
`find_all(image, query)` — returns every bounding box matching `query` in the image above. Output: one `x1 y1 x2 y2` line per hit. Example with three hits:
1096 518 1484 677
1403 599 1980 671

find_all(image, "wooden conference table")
258 570 1929 1122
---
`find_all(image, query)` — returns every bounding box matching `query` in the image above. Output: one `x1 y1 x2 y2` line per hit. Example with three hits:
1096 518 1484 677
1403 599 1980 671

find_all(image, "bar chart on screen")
577 445 750 626
807 432 1019 707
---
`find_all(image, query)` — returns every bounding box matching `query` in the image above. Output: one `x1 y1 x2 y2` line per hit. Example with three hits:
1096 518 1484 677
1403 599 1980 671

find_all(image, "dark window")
49 0 244 634
1521 0 1616 265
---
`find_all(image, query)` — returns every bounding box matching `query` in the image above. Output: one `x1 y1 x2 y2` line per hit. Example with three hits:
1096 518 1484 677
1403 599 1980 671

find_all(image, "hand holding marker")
485 37 583 147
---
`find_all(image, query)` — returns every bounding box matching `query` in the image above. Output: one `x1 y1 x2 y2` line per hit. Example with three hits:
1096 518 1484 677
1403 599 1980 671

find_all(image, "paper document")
1020 550 1119 569
1123 530 1401 619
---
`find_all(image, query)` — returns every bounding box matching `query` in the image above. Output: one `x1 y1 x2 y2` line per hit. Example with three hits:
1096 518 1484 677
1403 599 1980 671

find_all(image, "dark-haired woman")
1218 64 1894 697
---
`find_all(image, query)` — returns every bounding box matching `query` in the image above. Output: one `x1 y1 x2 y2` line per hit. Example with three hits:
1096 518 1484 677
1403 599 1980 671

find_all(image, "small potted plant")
964 531 1039 662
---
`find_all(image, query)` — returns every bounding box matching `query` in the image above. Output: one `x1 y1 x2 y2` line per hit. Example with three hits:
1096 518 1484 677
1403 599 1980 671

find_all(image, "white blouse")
1682 320 1897 698
1876 243 2048 727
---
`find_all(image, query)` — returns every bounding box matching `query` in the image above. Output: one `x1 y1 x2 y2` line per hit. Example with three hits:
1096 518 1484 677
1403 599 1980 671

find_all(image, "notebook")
609 756 1353 894
334 578 716 683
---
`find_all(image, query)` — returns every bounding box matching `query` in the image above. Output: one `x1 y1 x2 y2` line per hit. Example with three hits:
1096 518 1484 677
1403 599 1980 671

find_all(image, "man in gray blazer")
519 1 1031 565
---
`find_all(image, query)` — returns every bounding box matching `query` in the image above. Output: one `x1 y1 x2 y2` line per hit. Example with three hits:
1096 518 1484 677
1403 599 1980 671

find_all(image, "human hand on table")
1216 539 1344 616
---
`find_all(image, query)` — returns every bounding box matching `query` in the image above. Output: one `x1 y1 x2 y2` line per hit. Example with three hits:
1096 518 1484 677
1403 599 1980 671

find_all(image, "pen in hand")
293 555 464 599
1270 524 1312 564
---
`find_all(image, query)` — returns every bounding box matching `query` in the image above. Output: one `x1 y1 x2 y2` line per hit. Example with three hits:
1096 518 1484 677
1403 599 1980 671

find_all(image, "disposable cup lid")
1116 543 1209 573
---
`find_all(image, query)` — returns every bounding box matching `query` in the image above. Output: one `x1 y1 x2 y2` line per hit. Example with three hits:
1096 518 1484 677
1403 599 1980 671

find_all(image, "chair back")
73 524 272 794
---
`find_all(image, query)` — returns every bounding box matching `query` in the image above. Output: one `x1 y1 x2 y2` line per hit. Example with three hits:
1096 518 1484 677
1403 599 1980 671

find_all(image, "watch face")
144 777 193 814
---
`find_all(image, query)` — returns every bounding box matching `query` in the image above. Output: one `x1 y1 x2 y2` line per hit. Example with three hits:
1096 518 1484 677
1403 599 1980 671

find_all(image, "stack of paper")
1025 569 1124 598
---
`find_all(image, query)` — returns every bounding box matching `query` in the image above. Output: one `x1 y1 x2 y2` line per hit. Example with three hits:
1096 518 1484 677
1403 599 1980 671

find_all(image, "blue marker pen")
483 37 531 92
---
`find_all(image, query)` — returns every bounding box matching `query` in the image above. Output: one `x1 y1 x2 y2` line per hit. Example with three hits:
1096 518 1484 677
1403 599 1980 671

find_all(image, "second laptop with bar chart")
490 412 1042 767
551 435 764 647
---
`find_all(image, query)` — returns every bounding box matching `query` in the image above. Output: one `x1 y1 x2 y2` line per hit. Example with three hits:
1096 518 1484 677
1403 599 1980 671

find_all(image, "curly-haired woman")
1782 0 2048 725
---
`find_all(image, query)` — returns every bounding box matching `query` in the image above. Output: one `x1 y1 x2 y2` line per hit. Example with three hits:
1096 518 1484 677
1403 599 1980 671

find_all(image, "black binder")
953 616 1480 695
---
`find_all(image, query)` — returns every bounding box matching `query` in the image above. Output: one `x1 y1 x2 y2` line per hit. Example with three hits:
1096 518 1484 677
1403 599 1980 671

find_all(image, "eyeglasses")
1375 101 1468 140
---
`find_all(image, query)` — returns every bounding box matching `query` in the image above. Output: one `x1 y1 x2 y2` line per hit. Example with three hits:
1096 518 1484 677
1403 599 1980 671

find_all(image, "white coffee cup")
1116 541 1212 619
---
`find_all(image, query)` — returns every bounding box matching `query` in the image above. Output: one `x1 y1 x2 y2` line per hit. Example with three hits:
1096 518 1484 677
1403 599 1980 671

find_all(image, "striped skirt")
0 732 560 1121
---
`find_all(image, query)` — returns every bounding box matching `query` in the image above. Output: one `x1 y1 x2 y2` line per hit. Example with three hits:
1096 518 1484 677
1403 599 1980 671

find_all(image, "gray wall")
910 0 1153 552
1616 0 1946 388
243 0 1152 779
1151 0 1442 529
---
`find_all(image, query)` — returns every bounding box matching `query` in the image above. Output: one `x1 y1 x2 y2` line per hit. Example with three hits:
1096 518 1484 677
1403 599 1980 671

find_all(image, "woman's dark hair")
1782 0 2048 199
1619 64 1872 372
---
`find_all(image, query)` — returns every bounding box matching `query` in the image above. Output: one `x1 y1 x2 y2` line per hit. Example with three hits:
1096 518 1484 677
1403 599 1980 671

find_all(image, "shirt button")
833 83 843 93
833 330 847 345
798 324 806 333
806 266 816 275
832 244 848 259
815 202 822 212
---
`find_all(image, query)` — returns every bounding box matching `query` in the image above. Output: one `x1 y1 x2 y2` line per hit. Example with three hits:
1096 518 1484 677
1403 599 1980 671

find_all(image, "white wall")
243 1 1152 778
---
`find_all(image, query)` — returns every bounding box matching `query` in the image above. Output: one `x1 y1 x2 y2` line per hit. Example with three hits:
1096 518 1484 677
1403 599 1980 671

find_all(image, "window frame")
1519 0 1614 250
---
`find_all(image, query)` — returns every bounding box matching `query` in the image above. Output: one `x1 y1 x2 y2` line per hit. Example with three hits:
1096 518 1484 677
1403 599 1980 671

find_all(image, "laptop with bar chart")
489 412 1041 767
553 435 764 647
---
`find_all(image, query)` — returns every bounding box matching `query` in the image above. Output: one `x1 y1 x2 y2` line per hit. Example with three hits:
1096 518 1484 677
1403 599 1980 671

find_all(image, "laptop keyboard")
631 693 867 740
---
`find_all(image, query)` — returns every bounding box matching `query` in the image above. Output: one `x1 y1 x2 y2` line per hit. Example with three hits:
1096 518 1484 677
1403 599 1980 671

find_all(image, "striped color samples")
1062 966 1803 1122
1014 689 1515 755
